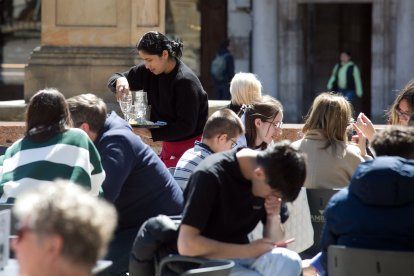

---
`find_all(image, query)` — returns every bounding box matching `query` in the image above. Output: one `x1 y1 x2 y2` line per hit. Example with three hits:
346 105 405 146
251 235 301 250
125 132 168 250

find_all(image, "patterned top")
0 128 105 202
174 141 214 190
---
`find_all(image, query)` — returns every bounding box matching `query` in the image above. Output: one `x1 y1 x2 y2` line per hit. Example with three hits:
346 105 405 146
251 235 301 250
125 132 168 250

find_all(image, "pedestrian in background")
327 51 363 107
211 39 235 100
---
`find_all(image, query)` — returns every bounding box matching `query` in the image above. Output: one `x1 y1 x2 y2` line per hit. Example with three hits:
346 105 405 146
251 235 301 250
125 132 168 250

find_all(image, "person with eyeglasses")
355 78 414 143
174 109 244 190
12 181 117 276
233 95 292 247
236 95 284 151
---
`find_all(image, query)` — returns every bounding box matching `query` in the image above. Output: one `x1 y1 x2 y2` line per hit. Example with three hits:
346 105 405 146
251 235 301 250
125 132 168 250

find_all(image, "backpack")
210 54 228 82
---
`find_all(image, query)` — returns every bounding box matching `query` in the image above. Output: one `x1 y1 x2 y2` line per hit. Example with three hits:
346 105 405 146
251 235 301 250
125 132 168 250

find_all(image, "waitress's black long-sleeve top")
108 59 208 142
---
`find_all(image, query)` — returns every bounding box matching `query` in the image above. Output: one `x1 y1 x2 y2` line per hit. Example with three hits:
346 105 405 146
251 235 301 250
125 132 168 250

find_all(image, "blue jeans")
230 247 302 276
338 89 355 102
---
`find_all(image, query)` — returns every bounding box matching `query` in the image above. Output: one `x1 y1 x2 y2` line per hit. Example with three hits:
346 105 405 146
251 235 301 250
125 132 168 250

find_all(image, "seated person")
67 94 183 275
174 108 244 190
291 92 372 189
237 95 283 150
12 180 117 276
178 142 306 276
228 72 263 114
0 88 105 203
319 125 414 272
356 78 414 142
236 96 297 248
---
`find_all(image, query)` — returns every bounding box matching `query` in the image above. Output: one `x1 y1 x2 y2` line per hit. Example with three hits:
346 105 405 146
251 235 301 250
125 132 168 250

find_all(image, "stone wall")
0 121 303 153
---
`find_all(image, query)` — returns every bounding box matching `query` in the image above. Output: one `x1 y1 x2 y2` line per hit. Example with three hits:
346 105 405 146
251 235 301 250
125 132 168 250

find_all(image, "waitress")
108 31 208 167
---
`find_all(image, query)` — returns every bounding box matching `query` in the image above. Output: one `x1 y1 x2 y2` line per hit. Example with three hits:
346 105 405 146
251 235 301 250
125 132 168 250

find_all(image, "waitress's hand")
115 77 130 101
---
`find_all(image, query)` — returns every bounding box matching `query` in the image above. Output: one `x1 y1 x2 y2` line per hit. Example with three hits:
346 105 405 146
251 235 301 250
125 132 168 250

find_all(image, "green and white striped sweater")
0 128 105 203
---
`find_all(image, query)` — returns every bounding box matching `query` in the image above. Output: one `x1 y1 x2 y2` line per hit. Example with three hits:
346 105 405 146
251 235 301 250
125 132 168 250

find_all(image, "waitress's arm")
107 65 144 93
151 79 207 142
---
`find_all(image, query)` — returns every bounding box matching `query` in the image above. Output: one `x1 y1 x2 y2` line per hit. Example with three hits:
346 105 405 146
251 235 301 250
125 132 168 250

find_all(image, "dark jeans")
213 83 231 100
105 227 139 276
338 89 355 102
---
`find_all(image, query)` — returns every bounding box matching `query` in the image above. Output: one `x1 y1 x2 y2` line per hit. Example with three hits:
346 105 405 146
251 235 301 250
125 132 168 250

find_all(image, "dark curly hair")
136 31 183 59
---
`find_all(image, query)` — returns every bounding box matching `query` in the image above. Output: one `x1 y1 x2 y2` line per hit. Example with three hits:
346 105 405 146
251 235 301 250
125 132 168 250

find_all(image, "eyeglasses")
16 225 34 242
266 121 283 129
230 138 238 149
396 106 412 120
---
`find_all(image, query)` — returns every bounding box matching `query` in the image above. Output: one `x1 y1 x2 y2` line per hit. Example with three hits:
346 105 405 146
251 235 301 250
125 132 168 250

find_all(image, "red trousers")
160 134 202 168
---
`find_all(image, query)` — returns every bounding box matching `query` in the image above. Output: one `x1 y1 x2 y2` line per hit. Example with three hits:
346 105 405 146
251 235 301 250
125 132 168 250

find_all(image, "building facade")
1 0 413 123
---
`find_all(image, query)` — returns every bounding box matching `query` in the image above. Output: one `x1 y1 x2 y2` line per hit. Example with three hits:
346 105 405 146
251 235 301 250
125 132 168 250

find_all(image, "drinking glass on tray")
119 93 132 121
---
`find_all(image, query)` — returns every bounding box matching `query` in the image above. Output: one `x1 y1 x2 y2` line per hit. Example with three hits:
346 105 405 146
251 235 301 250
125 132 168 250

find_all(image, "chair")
301 189 340 257
158 255 234 276
328 245 414 276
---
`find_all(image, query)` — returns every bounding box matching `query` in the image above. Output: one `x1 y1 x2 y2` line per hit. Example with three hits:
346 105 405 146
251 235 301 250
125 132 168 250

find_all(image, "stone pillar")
370 0 394 123
252 0 278 98
276 0 302 122
395 0 414 90
25 0 165 109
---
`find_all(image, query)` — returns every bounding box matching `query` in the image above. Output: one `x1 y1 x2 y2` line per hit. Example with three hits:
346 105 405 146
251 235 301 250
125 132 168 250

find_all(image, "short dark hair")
371 126 414 159
66 94 107 133
136 31 183 59
203 109 244 140
256 141 306 202
26 88 72 143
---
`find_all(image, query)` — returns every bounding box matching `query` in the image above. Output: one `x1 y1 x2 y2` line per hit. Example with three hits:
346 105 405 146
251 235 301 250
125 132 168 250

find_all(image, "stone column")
395 0 414 90
252 0 278 98
25 0 165 109
275 0 302 122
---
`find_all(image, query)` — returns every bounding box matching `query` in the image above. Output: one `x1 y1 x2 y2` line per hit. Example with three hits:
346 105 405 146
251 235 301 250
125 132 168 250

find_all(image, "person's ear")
254 118 262 128
253 167 266 181
79 123 97 141
162 50 169 59
217 133 228 143
45 234 63 261
79 122 89 133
